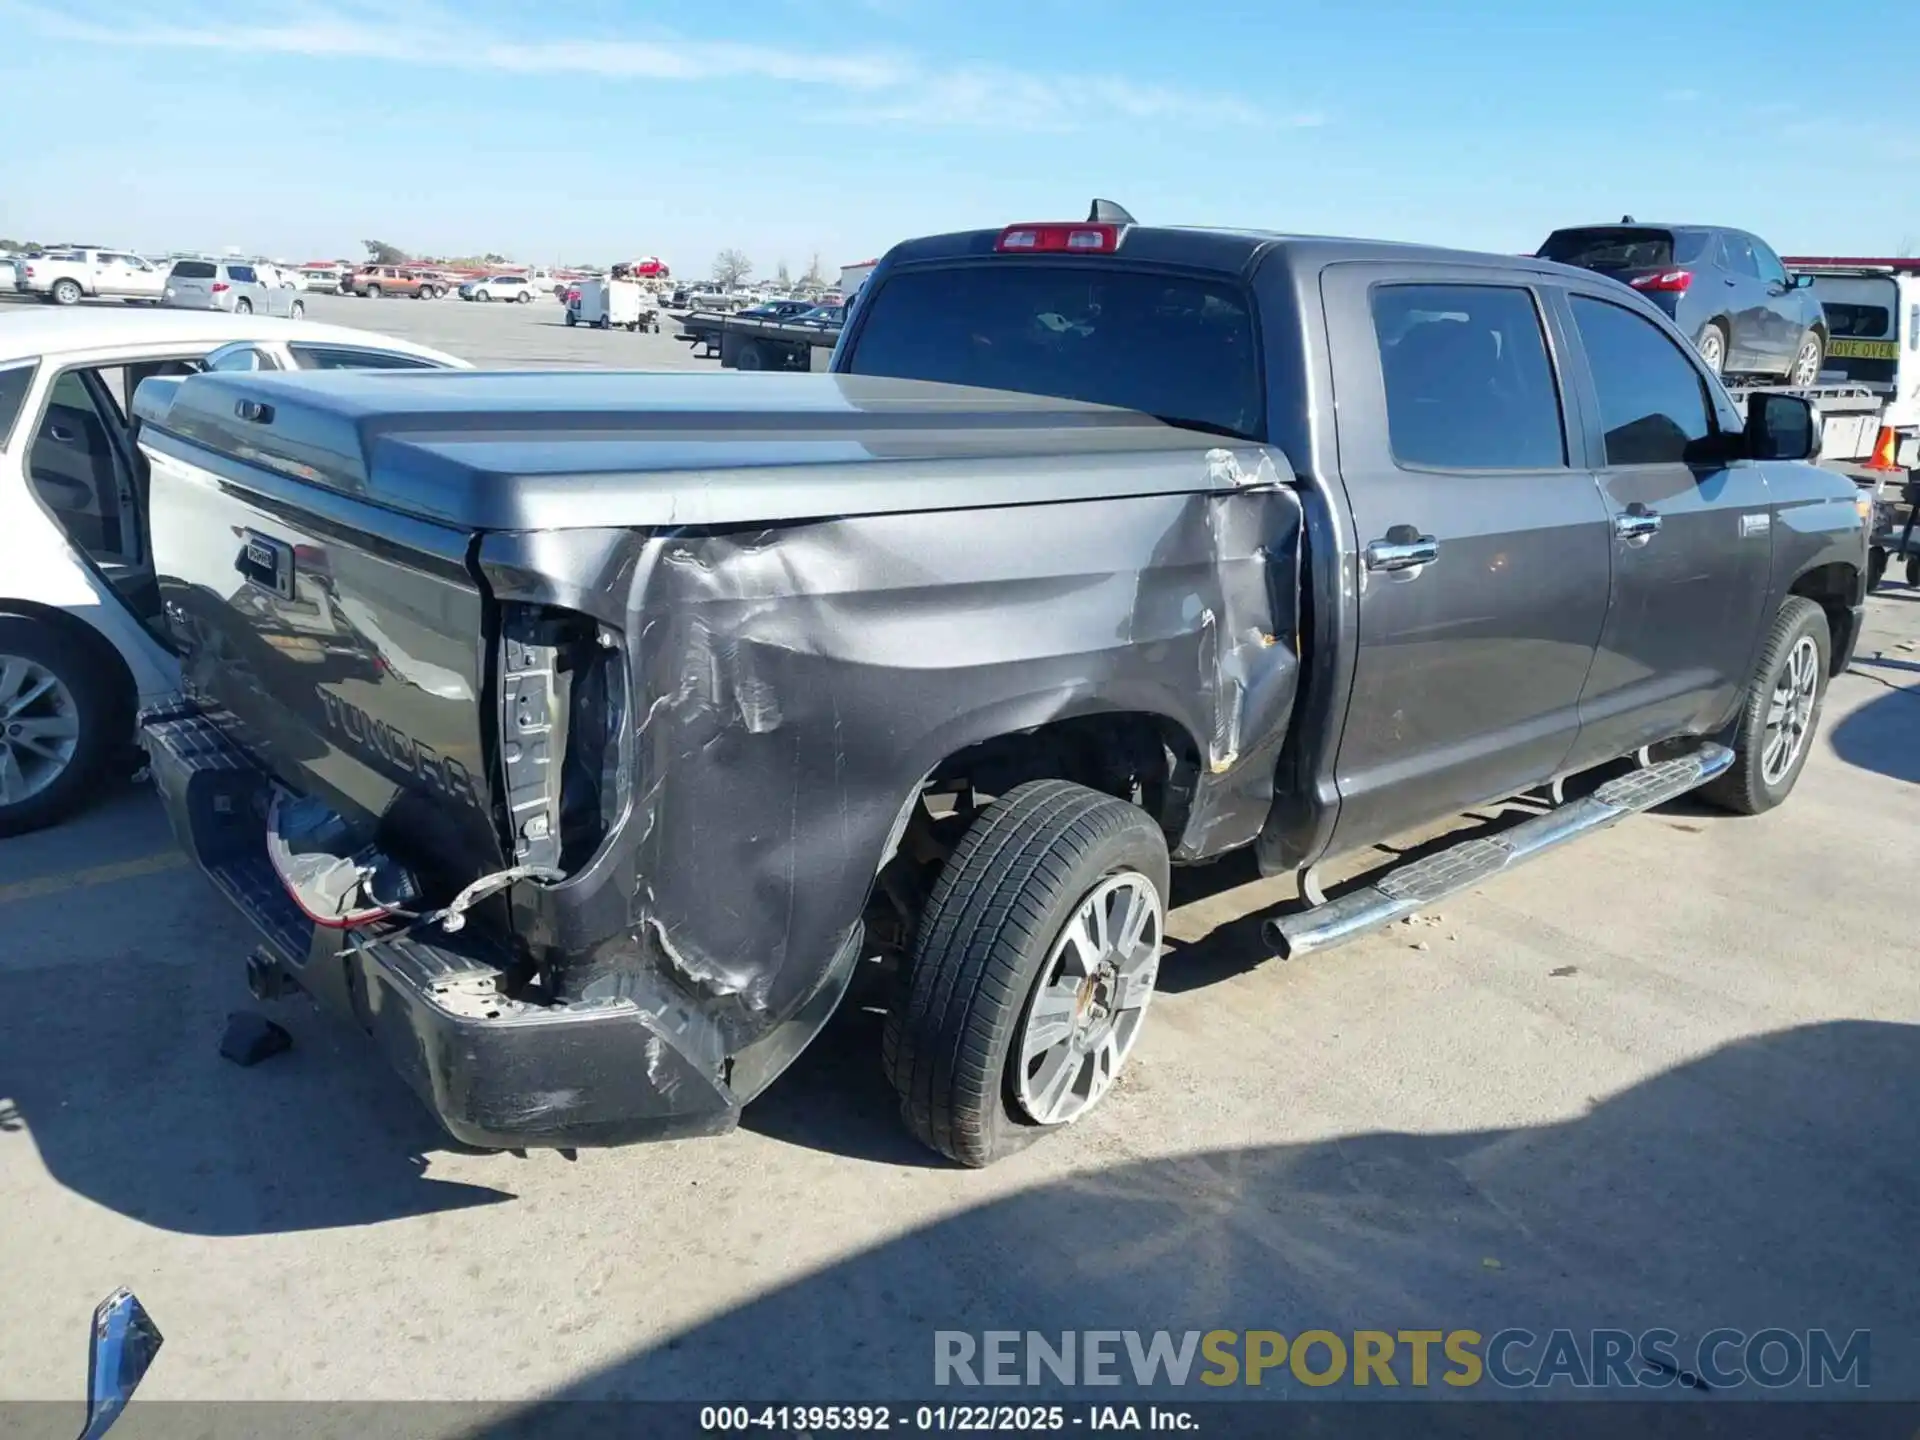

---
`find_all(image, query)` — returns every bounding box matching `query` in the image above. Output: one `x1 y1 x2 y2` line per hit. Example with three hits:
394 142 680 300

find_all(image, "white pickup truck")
15 249 167 306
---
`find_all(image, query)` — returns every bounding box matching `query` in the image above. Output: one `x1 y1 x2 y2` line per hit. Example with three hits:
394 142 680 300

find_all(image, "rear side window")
1372 284 1566 470
170 260 217 279
227 265 257 284
846 264 1263 439
288 345 436 370
1569 295 1713 466
0 360 38 449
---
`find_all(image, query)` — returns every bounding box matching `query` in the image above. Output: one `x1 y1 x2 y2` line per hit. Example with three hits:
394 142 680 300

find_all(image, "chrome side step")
1265 744 1733 961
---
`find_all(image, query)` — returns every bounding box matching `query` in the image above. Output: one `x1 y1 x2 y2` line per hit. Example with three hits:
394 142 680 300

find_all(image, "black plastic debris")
219 1012 292 1067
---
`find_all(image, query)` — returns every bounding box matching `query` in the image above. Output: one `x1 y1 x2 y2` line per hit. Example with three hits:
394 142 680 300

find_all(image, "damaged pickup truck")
131 210 1869 1166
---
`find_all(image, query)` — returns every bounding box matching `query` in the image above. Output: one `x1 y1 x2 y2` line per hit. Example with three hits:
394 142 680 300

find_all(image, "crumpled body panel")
481 476 1302 1082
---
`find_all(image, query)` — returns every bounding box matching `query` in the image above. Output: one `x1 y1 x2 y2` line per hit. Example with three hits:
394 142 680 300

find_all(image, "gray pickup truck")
130 208 1868 1166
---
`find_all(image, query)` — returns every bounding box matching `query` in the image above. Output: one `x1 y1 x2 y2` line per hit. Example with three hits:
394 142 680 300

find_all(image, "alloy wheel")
1761 634 1820 786
0 655 80 806
1013 872 1163 1126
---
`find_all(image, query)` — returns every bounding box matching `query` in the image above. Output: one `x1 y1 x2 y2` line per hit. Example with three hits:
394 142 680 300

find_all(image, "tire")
1700 595 1831 816
517 289 532 303
564 310 576 327
477 289 491 302
1790 330 1824 388
0 618 121 837
232 297 252 315
735 342 764 371
51 279 82 306
597 315 611 330
1868 546 1888 590
882 779 1171 1167
1695 321 1728 376
1907 553 1920 589
366 284 382 299
289 300 304 320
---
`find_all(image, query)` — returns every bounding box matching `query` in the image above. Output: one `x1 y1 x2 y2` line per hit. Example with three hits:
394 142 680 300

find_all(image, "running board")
1264 744 1734 961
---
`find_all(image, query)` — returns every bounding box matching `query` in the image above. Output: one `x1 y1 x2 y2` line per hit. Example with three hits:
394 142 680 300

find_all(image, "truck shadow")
0 932 514 1236
481 1019 1920 1412
1829 667 1920 784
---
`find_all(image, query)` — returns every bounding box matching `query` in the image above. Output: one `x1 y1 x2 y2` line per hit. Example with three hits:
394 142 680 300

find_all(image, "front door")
1321 266 1614 856
1557 290 1774 765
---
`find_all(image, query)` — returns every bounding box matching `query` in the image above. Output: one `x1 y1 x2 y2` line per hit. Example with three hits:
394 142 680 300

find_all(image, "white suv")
459 274 537 303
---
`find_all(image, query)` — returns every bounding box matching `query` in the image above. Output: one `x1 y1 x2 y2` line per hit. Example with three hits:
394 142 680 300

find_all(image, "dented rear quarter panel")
481 468 1303 1056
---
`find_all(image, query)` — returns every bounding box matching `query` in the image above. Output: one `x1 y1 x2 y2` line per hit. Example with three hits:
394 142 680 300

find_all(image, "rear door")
1716 233 1778 374
167 260 218 308
1321 264 1613 854
1556 288 1773 763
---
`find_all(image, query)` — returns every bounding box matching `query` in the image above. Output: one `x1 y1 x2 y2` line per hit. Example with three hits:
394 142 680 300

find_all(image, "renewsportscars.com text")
934 1328 1870 1390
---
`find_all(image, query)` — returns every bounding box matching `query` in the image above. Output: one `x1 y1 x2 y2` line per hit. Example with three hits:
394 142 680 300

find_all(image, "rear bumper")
140 706 740 1149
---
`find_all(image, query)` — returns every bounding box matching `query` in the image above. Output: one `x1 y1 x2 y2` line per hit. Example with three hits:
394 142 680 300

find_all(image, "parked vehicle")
460 274 536 303
162 260 306 318
0 309 468 835
566 277 656 330
127 203 1867 1167
15 249 167 306
340 265 442 299
1537 222 1827 384
298 266 345 293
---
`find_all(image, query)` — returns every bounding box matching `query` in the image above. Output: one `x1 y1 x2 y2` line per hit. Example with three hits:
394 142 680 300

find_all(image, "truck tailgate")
135 391 504 889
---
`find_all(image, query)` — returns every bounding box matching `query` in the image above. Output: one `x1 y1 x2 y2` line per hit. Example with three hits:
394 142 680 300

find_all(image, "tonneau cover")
131 370 1292 532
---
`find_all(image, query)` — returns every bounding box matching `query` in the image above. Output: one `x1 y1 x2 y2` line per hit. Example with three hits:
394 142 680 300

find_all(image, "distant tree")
483 251 507 264
1898 235 1918 258
801 252 826 288
363 239 410 264
712 248 753 290
0 239 15 251
775 259 792 289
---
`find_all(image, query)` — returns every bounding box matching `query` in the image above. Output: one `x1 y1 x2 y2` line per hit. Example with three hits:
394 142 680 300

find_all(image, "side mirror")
79 1289 163 1440
1791 273 1816 289
1746 392 1819 462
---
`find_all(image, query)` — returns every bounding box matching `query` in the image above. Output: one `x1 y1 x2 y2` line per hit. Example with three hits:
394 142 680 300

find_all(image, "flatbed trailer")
715 314 842 371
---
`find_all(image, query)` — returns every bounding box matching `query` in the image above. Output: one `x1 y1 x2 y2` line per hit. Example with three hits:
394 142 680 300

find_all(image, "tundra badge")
1739 513 1771 539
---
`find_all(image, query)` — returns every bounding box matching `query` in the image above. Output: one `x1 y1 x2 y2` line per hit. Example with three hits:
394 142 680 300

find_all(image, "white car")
15 249 168 305
299 266 344 293
0 309 468 834
460 274 537 303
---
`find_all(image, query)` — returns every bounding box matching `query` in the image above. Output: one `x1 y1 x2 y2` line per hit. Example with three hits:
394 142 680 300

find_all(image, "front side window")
1569 295 1714 467
1720 234 1761 279
1371 283 1566 470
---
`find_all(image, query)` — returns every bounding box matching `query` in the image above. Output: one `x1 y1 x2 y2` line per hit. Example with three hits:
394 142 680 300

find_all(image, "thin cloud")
6 1 1287 130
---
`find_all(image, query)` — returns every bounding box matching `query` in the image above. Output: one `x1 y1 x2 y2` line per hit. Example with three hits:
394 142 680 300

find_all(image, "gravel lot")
2 290 1917 1421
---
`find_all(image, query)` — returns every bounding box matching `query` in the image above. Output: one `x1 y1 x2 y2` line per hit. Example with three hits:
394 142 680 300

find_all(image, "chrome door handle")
47 424 76 443
1364 534 1439 572
1615 506 1661 543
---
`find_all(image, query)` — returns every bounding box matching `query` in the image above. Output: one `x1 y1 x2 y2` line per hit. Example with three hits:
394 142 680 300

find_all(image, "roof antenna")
1088 198 1136 225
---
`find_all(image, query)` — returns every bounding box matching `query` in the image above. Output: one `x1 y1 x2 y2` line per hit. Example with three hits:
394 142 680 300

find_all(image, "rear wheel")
1700 595 1830 816
1695 321 1728 376
51 279 82 306
1907 554 1920 589
564 310 576 327
517 289 533 303
1791 330 1824 387
366 284 382 299
883 780 1170 1167
289 299 305 320
232 297 252 315
735 341 764 371
0 619 121 837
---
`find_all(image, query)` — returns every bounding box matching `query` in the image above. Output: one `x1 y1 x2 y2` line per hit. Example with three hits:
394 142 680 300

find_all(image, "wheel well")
0 600 138 729
1789 563 1858 675
925 712 1201 838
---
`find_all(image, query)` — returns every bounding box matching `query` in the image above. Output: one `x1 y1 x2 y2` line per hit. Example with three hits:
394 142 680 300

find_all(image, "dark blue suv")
1538 223 1827 386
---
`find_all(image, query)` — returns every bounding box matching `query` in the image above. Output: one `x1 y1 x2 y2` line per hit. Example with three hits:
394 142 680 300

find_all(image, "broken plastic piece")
218 1012 292 1067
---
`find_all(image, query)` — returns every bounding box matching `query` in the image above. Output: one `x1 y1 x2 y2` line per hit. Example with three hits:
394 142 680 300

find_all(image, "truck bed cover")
131 370 1290 532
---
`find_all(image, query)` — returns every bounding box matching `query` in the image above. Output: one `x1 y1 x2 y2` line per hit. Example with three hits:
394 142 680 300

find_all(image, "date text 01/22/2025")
698 1405 1198 1432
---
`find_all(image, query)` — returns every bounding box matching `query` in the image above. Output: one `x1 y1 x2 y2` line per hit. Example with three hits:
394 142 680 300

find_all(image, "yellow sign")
1828 339 1899 360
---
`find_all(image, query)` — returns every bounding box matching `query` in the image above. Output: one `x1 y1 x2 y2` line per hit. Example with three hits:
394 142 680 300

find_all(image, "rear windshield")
845 263 1264 438
1538 228 1707 271
1825 302 1892 338
170 260 217 279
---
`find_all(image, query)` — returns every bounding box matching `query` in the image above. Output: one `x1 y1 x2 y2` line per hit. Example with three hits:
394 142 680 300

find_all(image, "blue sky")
0 0 1914 277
